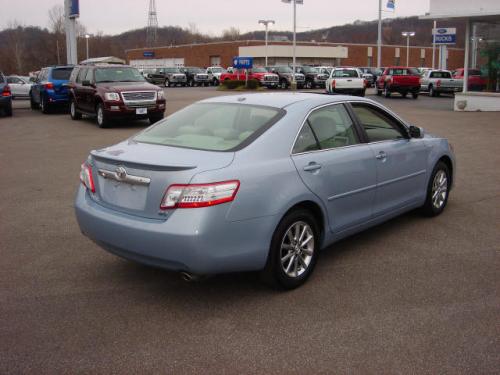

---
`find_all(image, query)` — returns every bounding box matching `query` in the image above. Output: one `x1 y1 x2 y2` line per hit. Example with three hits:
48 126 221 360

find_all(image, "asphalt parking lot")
1 88 499 374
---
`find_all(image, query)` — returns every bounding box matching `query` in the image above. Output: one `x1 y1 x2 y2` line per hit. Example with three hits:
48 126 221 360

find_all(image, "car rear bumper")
74 187 274 275
331 88 364 94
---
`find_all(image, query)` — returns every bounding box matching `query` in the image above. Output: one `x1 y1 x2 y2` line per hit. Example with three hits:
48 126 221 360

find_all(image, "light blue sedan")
75 93 455 289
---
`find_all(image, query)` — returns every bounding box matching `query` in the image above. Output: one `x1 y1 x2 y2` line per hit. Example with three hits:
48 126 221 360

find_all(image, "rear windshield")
134 103 283 151
430 71 452 79
252 67 268 73
332 69 359 78
389 68 419 75
95 67 145 83
51 68 73 80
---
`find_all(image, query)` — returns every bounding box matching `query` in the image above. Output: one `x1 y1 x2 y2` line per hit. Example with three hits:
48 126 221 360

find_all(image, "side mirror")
409 125 423 138
82 80 91 86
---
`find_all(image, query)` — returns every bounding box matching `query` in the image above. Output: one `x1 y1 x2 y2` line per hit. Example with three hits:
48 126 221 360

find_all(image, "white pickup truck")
420 69 463 97
325 68 366 97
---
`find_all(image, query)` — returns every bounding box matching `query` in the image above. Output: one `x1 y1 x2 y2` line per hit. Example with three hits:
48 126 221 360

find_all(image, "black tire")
429 85 436 97
40 95 50 114
30 94 38 110
279 79 288 90
359 89 366 97
5 103 13 117
261 209 320 290
402 92 408 98
96 103 109 128
376 88 382 96
149 113 164 124
70 98 82 120
165 79 170 88
188 79 194 87
421 161 451 217
412 92 419 99
384 85 391 98
213 78 219 86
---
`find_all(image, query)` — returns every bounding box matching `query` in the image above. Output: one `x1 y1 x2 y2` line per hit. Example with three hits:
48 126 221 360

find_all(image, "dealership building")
125 40 465 70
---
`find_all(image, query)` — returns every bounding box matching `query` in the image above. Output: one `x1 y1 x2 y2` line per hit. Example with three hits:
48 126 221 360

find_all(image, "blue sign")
386 0 395 10
233 57 253 69
69 0 79 18
433 27 456 45
143 51 155 58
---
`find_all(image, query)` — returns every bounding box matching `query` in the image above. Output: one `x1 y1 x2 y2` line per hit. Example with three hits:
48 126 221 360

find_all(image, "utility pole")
85 34 90 60
432 20 436 69
377 0 382 68
64 0 78 65
258 20 275 66
402 31 415 67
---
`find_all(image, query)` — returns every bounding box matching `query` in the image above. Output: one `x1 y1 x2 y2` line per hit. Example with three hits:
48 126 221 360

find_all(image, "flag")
386 0 395 12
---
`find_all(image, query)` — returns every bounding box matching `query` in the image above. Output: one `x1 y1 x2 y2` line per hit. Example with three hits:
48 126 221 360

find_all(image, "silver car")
75 93 455 289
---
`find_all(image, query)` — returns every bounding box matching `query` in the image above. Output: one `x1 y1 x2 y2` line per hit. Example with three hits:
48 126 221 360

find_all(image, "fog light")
159 104 165 109
110 105 120 110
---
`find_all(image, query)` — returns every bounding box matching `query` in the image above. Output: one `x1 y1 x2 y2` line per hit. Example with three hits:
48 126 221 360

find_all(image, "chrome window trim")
290 99 411 156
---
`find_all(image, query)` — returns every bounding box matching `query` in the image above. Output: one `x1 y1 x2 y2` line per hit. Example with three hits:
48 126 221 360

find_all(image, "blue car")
75 93 455 289
30 65 73 113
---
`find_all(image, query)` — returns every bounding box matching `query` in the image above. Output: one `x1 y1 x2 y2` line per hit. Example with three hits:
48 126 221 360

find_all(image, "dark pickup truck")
376 66 421 99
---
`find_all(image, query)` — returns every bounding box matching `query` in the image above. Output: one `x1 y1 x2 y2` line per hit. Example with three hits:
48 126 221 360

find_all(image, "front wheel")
421 161 450 216
359 89 366 97
412 92 419 99
384 86 391 98
279 80 288 90
429 85 435 97
96 103 109 128
261 209 320 289
165 79 170 87
41 95 50 114
376 87 382 96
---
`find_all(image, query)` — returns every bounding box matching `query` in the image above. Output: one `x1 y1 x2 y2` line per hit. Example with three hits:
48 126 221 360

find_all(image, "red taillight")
80 163 95 193
363 79 368 88
436 79 441 87
160 180 240 209
45 82 54 90
332 79 336 89
2 85 11 97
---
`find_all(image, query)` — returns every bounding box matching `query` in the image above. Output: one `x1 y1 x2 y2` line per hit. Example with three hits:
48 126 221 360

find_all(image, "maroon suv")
68 64 166 127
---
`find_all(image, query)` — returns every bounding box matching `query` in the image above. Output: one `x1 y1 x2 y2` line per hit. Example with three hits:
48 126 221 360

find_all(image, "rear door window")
51 68 73 80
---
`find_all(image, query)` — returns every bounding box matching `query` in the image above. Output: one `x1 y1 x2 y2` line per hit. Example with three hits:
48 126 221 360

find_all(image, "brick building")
126 40 465 70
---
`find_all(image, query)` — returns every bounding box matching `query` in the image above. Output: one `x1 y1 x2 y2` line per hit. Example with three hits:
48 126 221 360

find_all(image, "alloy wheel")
432 170 448 209
280 221 315 278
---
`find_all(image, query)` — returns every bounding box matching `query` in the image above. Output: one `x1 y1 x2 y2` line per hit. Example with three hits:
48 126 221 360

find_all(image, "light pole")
377 0 382 68
85 34 90 60
401 31 415 67
282 0 303 88
258 20 275 66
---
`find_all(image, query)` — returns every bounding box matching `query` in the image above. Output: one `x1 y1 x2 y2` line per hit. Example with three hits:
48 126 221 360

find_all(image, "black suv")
67 64 166 127
144 67 187 87
179 67 209 87
265 66 305 89
295 66 329 89
0 71 13 116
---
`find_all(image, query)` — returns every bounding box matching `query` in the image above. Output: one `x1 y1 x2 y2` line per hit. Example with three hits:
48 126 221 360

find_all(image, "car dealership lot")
1 89 499 374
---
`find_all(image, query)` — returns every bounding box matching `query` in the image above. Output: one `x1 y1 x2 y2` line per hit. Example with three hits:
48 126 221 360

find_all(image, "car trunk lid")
89 141 234 219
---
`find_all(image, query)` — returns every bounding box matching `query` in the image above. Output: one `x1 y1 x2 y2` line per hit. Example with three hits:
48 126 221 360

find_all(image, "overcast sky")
2 0 430 35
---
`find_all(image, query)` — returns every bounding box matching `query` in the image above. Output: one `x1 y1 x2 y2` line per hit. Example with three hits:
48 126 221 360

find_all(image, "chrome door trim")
98 168 151 186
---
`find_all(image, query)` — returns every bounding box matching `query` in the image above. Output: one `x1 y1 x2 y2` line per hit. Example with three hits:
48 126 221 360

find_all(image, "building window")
367 56 373 67
420 57 426 67
394 56 401 65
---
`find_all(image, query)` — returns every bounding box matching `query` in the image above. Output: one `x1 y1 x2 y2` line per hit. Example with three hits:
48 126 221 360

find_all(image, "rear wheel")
30 94 38 110
429 85 436 97
384 85 391 98
41 95 50 114
376 86 382 96
96 103 109 128
412 92 419 99
261 209 320 289
421 161 450 216
280 79 288 90
359 89 366 97
70 99 82 120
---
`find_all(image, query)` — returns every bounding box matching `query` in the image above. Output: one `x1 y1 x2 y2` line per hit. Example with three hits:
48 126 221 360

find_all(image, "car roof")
200 92 374 110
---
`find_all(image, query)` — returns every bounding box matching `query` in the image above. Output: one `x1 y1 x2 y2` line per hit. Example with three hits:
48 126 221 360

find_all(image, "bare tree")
222 27 240 41
48 5 65 34
5 21 25 73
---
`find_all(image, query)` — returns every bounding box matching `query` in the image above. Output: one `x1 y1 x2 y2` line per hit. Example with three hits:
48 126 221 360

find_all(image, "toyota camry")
75 93 455 289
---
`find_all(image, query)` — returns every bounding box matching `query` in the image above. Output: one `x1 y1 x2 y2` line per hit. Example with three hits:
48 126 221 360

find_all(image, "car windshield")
389 68 419 75
95 67 145 83
188 68 204 73
51 68 73 80
252 67 268 73
134 103 282 151
211 67 225 73
165 68 181 73
277 67 293 73
430 71 452 79
332 69 359 78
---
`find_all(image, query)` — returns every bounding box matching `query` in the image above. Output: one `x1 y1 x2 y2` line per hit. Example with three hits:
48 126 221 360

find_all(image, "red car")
452 68 487 91
376 66 421 99
220 67 279 88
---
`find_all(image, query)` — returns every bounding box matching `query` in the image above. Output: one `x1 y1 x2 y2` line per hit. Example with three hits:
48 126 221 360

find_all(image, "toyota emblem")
115 167 127 180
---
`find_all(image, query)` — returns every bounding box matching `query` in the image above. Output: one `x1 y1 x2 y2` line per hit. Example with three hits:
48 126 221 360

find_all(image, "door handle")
375 151 387 160
303 162 322 172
